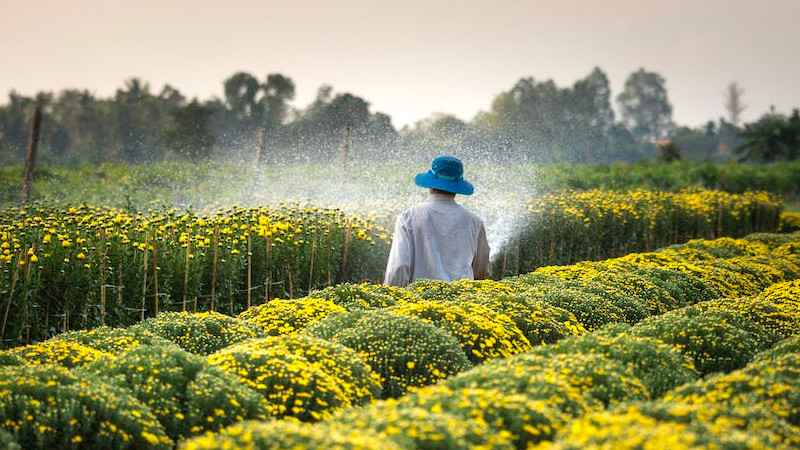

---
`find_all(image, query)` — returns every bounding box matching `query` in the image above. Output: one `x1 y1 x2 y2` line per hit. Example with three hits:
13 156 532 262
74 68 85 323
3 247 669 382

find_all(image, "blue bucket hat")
414 156 474 195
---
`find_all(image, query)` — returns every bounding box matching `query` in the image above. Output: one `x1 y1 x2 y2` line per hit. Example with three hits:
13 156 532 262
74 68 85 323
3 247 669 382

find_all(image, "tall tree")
736 108 800 162
617 68 674 140
724 81 746 127
162 100 215 162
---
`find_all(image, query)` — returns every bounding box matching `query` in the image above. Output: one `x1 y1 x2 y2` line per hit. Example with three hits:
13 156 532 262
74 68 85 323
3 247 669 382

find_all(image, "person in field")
384 156 491 287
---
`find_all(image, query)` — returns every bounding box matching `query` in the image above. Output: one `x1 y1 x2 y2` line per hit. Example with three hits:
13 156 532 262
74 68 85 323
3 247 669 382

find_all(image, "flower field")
0 187 783 348
0 227 799 449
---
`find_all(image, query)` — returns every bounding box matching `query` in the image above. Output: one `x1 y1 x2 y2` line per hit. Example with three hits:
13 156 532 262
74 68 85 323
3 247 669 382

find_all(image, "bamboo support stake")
182 238 191 312
326 221 333 285
20 246 32 342
1 250 23 342
210 226 219 312
286 262 293 299
308 227 318 293
341 220 352 280
141 233 149 322
246 231 252 309
99 230 106 326
265 235 272 303
152 233 159 316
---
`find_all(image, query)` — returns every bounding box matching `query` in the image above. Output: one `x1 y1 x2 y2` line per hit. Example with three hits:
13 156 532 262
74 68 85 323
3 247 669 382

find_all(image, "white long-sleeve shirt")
384 193 491 287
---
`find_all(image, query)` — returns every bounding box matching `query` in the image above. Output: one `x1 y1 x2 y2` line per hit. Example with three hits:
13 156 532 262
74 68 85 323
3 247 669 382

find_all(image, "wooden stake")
182 238 191 312
246 231 252 309
1 250 23 342
99 230 106 326
141 233 149 321
210 226 219 311
21 106 42 203
152 233 159 316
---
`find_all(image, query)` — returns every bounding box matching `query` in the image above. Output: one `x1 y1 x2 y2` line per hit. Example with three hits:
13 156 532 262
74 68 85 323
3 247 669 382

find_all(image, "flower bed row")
0 232 798 448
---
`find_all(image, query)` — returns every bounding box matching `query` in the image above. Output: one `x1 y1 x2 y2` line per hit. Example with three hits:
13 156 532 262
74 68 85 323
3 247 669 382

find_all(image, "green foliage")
130 311 266 355
736 109 800 162
207 334 380 421
81 344 269 441
303 310 471 398
161 100 215 162
0 364 172 449
178 420 400 450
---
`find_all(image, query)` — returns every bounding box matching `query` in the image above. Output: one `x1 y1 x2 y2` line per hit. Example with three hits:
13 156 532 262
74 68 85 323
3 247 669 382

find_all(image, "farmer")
384 155 491 287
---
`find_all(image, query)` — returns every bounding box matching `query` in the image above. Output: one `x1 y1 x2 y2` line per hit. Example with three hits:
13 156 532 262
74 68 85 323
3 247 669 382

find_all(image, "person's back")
384 156 490 287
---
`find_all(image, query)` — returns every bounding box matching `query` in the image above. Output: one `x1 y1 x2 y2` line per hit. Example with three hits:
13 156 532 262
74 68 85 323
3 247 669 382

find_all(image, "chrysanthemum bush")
178 419 401 450
81 344 270 441
533 323 698 398
0 364 172 449
48 325 177 355
761 278 800 310
207 334 380 421
237 297 346 335
1 340 112 368
754 335 800 361
405 278 526 302
525 286 627 332
397 384 570 448
306 282 399 310
446 352 649 413
0 428 20 450
455 294 586 346
693 296 800 342
546 401 796 450
664 353 800 428
330 399 515 450
631 306 763 375
303 310 471 398
130 311 265 355
388 300 531 365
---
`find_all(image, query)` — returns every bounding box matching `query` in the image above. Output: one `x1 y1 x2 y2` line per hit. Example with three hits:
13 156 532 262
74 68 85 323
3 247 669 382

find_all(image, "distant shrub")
130 311 265 355
303 310 470 398
208 334 380 421
237 298 346 335
82 344 269 441
0 364 172 449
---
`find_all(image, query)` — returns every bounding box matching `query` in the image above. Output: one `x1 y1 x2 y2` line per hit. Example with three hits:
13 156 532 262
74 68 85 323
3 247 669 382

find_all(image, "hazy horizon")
2 0 799 129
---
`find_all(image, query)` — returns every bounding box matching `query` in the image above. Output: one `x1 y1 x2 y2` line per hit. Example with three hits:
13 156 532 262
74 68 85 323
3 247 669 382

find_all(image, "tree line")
0 67 797 166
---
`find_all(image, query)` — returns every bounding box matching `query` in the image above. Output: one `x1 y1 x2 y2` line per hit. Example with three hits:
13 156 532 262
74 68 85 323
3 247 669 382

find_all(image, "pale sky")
1 0 799 129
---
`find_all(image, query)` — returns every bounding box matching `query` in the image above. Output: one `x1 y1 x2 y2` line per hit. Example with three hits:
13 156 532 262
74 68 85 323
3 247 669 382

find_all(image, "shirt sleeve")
472 223 491 280
384 214 414 287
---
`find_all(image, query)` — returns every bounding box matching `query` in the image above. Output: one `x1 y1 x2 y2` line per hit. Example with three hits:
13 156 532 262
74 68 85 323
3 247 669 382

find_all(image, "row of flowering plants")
0 231 798 448
0 203 391 347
